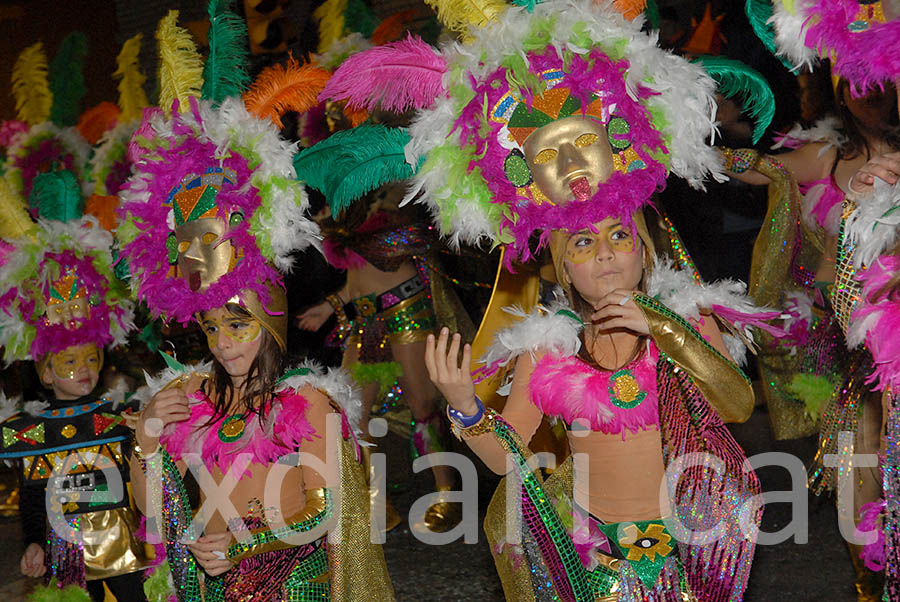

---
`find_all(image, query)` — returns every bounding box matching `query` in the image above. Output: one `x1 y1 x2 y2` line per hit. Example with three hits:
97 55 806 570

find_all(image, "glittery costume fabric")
481 307 760 601
745 151 825 440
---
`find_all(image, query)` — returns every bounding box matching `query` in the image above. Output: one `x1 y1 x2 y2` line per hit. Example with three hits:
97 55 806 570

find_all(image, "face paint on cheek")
607 229 636 253
50 347 101 380
224 320 261 344
565 240 596 265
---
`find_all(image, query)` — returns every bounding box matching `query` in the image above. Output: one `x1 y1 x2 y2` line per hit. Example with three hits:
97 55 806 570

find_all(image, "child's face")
41 343 103 400
199 306 263 382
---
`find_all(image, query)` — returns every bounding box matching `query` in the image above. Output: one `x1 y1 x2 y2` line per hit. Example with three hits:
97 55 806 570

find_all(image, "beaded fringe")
46 517 87 589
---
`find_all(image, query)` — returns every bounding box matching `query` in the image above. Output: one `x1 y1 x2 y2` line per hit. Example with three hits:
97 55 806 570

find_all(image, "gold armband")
449 407 498 441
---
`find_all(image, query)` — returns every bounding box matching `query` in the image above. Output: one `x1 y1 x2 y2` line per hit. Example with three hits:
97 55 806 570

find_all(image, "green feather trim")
26 579 92 602
745 0 795 71
28 170 84 222
293 125 416 216
344 0 378 37
351 361 403 396
644 0 660 30
693 55 775 144
787 373 835 421
144 560 175 602
201 0 251 104
48 32 89 127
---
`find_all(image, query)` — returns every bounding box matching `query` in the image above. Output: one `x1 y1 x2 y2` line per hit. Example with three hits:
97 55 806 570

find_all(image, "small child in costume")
0 189 145 601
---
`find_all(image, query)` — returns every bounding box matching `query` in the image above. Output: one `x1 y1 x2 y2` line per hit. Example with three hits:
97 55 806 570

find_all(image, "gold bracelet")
449 407 497 441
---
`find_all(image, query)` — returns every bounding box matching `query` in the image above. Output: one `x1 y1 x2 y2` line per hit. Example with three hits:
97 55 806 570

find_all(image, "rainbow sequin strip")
491 412 593 601
226 489 332 559
883 390 900 599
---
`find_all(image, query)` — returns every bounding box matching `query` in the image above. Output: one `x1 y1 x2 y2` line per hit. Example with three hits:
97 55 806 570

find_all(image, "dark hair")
833 79 900 165
204 304 284 424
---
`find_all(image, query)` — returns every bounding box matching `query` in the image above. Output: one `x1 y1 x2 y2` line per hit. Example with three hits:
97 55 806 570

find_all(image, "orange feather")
611 0 646 21
84 194 120 231
243 55 332 129
370 10 417 46
77 102 121 145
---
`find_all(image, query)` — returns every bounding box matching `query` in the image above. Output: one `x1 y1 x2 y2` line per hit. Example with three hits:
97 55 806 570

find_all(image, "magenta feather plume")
856 499 886 571
803 0 900 94
319 34 447 113
529 349 660 438
854 255 900 391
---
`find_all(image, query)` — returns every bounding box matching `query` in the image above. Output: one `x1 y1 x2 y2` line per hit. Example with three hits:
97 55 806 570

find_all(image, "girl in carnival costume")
743 2 900 598
0 171 145 600
324 0 780 598
120 6 393 601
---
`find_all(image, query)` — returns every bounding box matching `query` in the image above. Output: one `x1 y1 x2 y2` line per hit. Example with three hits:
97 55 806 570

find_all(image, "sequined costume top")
0 392 147 582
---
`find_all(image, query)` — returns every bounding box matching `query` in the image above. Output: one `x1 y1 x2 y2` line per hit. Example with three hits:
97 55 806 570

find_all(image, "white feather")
275 360 364 440
478 302 583 369
24 400 50 416
770 117 846 154
0 391 22 424
844 177 900 269
769 0 817 72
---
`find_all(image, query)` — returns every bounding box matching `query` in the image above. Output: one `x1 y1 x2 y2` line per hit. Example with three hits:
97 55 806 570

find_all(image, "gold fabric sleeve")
227 488 329 563
635 294 754 424
746 152 821 439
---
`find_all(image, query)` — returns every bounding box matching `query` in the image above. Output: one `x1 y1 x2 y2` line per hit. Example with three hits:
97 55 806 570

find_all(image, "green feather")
787 373 835 421
344 0 378 37
48 32 89 127
27 579 92 602
144 561 175 602
693 55 776 144
293 125 416 216
201 0 251 104
160 349 188 373
351 361 403 396
644 0 660 30
29 170 84 222
745 0 795 71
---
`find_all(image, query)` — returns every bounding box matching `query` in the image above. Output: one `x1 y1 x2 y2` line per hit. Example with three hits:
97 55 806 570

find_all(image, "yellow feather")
115 34 149 122
156 10 204 115
0 178 36 240
11 42 52 125
424 0 507 39
314 0 348 54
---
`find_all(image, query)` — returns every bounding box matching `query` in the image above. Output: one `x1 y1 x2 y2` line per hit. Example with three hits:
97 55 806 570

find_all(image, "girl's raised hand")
135 388 191 452
424 328 478 415
590 289 650 335
849 151 900 195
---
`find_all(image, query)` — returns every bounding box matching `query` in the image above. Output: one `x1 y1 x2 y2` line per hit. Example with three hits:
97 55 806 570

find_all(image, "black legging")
85 571 147 602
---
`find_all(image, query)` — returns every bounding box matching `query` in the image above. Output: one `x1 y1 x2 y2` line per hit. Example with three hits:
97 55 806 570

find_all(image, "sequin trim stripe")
145 449 201 601
226 489 333 559
632 293 751 385
883 391 900 599
490 412 593 601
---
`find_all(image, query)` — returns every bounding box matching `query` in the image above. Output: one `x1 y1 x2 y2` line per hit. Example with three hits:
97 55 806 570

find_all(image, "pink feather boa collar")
160 387 317 478
528 342 660 438
852 255 900 391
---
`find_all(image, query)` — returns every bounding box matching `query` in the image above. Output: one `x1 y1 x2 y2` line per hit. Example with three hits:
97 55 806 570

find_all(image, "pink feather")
528 344 660 438
319 34 447 113
161 388 317 479
856 499 886 571
853 255 900 391
710 305 788 338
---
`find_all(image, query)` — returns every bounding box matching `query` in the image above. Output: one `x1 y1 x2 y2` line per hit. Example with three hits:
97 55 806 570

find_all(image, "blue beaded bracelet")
447 396 485 428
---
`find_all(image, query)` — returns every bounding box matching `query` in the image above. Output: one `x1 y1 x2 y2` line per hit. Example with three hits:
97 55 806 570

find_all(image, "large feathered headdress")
117 2 326 349
757 0 900 94
321 0 773 263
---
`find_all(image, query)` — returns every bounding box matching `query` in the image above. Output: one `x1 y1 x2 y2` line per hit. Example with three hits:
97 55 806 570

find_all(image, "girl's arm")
723 142 835 186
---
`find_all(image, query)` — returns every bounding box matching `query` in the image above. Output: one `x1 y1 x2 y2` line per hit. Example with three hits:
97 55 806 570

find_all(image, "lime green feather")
693 54 775 144
28 170 84 222
201 0 251 104
26 579 92 602
293 125 416 216
745 0 795 70
144 561 175 602
351 361 403 396
787 373 835 421
48 32 89 127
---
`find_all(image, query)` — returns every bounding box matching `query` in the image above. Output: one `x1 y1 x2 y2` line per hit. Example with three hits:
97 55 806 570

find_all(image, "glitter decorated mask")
50 342 103 380
0 217 134 364
167 168 241 292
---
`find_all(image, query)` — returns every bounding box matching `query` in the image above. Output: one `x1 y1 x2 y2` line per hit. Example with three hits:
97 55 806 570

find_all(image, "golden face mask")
564 223 637 265
50 344 103 380
523 116 615 204
45 269 90 327
175 217 234 292
200 312 262 348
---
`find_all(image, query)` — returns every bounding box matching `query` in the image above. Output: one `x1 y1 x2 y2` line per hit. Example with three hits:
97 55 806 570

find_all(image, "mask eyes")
178 240 190 253
201 232 218 245
533 149 558 164
575 133 599 148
